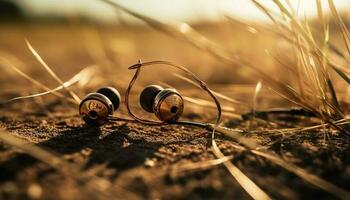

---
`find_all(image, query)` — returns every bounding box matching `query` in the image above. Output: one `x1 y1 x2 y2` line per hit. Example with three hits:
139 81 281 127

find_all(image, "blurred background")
1 0 350 106
1 0 350 23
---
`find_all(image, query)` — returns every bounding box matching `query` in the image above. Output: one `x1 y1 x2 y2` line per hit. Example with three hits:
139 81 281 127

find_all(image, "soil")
1 89 350 200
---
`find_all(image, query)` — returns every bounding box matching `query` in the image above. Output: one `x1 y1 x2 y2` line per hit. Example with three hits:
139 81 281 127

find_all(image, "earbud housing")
139 85 184 122
79 87 120 126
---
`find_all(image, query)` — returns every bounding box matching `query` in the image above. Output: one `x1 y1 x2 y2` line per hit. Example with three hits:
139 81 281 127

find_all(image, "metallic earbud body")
79 87 121 126
153 88 184 122
140 85 184 122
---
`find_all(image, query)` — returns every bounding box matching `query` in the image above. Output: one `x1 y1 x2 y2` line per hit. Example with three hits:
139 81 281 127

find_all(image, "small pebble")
81 148 92 157
144 158 156 167
27 184 42 199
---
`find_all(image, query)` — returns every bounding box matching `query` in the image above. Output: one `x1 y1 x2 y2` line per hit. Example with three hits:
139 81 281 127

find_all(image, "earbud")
79 87 121 126
139 85 184 122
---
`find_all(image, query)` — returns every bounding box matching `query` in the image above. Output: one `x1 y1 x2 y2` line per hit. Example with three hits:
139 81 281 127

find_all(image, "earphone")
79 87 121 125
79 60 223 137
139 85 184 122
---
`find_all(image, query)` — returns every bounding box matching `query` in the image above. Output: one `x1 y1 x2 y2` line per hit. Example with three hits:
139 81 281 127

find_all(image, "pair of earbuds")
79 85 184 126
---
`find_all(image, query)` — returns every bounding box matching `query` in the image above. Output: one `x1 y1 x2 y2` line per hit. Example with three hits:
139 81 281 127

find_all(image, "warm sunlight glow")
20 0 350 24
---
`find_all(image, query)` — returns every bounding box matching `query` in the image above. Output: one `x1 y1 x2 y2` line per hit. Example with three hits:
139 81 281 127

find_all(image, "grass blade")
0 57 77 105
332 66 350 84
25 39 81 103
5 65 96 103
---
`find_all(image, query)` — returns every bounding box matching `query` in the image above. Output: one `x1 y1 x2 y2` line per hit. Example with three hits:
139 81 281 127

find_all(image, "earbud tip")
96 87 121 111
139 85 163 113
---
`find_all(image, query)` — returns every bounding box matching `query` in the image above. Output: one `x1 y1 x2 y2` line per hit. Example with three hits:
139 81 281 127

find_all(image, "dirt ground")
0 24 350 200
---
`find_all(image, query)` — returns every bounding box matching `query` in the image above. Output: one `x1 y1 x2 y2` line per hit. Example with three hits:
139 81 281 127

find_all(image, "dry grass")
0 0 350 199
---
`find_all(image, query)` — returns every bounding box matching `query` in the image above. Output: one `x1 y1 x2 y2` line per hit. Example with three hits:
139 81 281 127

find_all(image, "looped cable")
125 59 222 140
125 60 165 125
